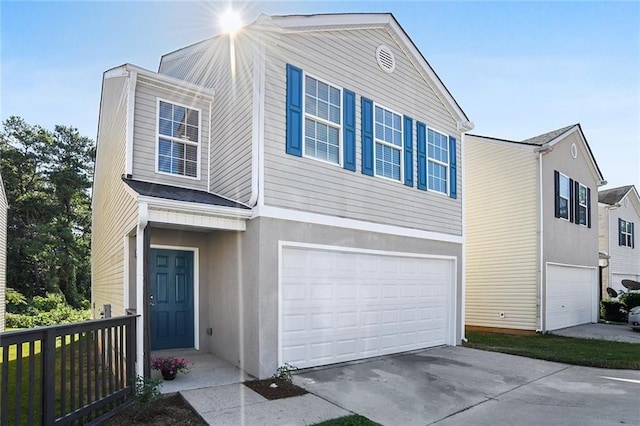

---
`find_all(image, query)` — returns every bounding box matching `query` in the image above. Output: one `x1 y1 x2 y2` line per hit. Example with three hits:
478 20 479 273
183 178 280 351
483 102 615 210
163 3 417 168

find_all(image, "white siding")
607 192 640 291
262 28 463 234
159 34 254 203
598 203 611 291
131 80 210 192
465 136 539 330
92 74 139 318
0 178 6 331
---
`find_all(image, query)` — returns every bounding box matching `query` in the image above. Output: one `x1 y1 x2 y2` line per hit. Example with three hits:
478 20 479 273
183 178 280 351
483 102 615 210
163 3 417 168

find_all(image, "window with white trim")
620 219 634 247
157 100 199 178
374 105 402 181
576 183 588 226
427 128 449 194
304 75 341 164
558 173 570 220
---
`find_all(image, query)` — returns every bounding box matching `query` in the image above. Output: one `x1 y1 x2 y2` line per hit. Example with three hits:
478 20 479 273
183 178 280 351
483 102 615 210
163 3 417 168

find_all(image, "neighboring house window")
157 100 199 178
558 173 570 220
374 105 402 180
427 128 449 194
619 219 635 248
304 75 342 164
576 183 588 226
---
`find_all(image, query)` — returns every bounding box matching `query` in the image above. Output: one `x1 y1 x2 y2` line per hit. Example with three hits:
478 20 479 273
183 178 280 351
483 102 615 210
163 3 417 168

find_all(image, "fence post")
126 315 136 395
41 328 57 425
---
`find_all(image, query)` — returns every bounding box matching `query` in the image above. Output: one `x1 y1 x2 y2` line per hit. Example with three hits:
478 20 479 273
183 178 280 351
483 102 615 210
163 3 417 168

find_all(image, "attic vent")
376 45 396 73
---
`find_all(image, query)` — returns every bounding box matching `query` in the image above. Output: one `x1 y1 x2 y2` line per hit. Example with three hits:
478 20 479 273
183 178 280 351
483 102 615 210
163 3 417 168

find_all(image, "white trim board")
150 244 200 351
256 205 463 244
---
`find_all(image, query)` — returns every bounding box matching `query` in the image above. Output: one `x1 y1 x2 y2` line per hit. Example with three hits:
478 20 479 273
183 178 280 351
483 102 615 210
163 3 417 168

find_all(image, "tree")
0 117 94 306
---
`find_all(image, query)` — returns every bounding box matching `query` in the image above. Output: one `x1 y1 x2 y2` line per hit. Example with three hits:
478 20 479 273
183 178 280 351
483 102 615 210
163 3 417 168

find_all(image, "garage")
546 263 597 331
280 245 455 369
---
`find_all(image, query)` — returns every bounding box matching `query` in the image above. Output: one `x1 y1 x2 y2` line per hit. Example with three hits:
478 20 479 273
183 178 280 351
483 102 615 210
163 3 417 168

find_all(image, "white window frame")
302 72 343 166
155 98 201 180
558 172 570 221
621 219 633 247
576 183 588 226
426 127 449 195
373 102 403 182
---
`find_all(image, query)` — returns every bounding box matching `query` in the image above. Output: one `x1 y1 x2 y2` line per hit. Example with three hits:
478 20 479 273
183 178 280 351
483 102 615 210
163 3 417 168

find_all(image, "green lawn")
464 331 640 369
312 415 380 426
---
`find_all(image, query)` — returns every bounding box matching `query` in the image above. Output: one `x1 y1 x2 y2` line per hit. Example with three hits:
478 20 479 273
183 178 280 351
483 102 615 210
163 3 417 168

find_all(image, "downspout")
135 202 148 377
125 69 137 177
247 39 266 207
535 145 553 332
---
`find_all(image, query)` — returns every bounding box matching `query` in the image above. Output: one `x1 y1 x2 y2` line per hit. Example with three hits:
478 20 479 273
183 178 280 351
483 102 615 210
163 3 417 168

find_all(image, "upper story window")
304 75 341 165
619 218 635 248
558 173 570 220
157 100 199 178
576 183 588 226
427 129 449 194
374 105 402 181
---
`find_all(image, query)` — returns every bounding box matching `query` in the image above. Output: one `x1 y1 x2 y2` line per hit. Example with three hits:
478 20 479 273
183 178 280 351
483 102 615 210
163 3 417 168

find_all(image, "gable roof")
598 185 636 205
520 124 576 146
123 178 249 209
161 13 473 132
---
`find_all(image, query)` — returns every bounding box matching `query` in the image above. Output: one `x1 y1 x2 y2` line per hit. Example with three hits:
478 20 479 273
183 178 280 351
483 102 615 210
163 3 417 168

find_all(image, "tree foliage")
0 116 94 306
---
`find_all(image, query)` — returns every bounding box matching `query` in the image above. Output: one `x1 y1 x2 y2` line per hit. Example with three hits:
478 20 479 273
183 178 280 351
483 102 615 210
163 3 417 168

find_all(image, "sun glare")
220 8 243 35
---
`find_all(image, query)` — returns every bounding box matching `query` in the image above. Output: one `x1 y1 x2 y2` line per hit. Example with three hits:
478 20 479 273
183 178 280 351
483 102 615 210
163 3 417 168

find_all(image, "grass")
312 414 381 426
464 331 640 369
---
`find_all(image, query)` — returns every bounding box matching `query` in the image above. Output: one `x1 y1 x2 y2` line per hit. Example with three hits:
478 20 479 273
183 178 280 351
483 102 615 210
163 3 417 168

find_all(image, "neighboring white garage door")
280 245 455 369
546 263 597 331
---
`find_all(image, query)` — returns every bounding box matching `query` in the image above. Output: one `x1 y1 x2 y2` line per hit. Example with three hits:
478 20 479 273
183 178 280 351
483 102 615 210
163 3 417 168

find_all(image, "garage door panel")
281 247 454 368
546 264 596 331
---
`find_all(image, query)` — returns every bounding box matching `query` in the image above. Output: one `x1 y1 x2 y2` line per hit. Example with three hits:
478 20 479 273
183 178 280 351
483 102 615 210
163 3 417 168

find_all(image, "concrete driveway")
551 322 640 343
295 346 640 425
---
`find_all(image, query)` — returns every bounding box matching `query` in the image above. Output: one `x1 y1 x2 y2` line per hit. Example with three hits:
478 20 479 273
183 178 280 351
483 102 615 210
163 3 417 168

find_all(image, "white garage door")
280 246 454 369
546 264 597 331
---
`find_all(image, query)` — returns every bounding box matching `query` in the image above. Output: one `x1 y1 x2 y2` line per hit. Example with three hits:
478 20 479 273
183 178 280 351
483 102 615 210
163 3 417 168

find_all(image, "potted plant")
151 356 191 380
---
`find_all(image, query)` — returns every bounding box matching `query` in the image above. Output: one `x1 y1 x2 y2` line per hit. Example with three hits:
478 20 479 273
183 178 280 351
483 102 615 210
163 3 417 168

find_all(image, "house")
465 124 605 332
598 185 640 296
0 171 7 332
91 13 474 378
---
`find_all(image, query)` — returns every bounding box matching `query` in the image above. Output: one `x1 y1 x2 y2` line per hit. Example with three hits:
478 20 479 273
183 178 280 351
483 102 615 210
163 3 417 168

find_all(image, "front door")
150 248 195 350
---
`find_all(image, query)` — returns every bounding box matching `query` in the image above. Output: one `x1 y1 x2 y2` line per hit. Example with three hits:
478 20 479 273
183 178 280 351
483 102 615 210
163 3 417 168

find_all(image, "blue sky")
1 1 638 190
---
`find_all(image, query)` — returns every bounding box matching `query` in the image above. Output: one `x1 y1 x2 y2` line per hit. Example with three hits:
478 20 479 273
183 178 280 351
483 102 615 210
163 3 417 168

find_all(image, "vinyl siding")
92 74 139 318
0 180 6 331
159 34 254 203
131 79 210 192
262 28 463 235
607 192 640 287
542 132 599 269
598 203 611 290
465 136 539 330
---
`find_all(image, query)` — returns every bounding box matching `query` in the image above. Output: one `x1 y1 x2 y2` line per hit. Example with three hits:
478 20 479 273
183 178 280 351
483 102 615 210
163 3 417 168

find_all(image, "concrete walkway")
551 322 640 343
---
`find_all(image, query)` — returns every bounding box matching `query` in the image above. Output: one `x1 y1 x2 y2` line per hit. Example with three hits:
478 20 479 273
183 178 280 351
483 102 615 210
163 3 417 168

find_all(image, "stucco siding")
131 79 210 192
542 132 599 269
159 34 254 203
465 136 539 330
0 179 6 332
92 74 139 318
262 28 463 235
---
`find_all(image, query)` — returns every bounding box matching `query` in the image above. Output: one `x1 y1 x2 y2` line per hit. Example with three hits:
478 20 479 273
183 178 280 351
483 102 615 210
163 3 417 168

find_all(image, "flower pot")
161 369 177 381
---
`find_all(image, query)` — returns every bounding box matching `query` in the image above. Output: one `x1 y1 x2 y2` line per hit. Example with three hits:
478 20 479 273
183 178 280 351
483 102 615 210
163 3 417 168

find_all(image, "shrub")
5 302 90 328
600 300 627 323
6 288 28 314
272 363 298 383
619 292 640 310
132 376 162 420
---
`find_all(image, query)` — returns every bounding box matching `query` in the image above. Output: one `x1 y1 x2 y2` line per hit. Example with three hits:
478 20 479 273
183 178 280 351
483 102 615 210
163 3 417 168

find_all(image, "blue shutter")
361 97 374 176
449 136 457 199
403 116 413 187
343 89 356 171
416 122 427 191
285 64 303 157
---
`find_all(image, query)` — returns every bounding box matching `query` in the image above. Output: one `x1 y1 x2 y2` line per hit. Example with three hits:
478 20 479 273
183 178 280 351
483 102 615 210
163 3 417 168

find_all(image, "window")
620 219 635 248
576 183 588 226
558 173 570 220
304 75 341 164
427 129 448 194
157 100 199 178
374 105 402 180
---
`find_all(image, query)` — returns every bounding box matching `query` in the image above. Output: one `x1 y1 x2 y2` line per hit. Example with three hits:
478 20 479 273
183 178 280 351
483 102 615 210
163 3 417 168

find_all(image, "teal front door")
150 249 194 350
